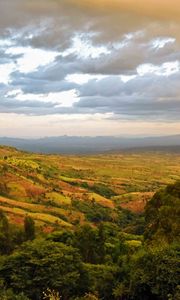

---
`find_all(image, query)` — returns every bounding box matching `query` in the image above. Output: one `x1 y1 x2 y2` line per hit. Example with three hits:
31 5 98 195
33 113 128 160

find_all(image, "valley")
0 146 179 231
0 145 179 300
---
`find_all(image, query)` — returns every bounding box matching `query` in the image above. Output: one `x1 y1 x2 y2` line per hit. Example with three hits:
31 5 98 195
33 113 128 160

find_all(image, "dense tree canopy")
144 181 180 244
0 182 179 299
0 239 84 300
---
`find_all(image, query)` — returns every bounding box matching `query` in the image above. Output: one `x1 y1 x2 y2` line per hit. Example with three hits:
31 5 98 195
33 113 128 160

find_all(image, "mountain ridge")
0 134 180 154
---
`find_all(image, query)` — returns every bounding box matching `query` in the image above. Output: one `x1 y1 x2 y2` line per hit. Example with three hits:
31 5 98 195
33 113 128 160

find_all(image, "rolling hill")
0 145 180 232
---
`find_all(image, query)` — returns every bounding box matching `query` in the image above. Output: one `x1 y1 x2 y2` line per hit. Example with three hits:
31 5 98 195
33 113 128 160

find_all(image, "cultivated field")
0 146 180 230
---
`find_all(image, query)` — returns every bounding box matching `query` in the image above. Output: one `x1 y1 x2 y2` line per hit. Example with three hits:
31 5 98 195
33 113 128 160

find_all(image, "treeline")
0 182 179 300
0 213 35 255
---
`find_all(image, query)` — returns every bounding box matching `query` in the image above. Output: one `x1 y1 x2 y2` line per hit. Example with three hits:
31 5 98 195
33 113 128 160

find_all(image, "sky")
0 0 180 137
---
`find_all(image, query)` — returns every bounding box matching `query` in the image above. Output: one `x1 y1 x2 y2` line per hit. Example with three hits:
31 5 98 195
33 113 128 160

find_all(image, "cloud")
74 71 180 121
0 0 180 136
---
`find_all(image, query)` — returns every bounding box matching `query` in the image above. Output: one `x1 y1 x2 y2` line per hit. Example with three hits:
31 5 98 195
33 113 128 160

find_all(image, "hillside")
0 146 179 300
0 145 180 232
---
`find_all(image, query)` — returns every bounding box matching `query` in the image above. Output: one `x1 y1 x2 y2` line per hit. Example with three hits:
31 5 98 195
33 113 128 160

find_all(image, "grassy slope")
0 145 180 230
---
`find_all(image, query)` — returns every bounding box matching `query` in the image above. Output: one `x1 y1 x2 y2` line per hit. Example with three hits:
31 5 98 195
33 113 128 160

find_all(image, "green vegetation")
24 215 35 241
144 181 180 244
0 146 179 299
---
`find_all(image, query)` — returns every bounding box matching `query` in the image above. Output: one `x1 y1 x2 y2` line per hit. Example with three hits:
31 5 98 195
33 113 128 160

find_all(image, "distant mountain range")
0 135 180 154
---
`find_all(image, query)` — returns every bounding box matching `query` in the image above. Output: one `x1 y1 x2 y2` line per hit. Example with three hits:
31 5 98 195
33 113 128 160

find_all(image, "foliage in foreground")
0 182 179 300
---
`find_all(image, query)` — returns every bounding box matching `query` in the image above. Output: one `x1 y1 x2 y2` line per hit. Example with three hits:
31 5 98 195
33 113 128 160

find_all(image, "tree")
0 280 29 300
0 239 84 300
74 225 100 263
129 244 180 300
144 181 180 244
24 215 35 241
97 223 106 263
0 210 10 234
83 263 119 300
0 210 12 254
